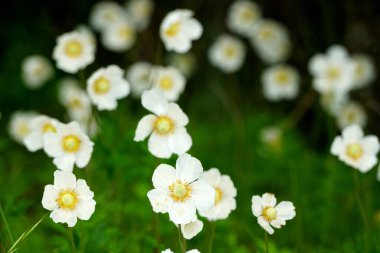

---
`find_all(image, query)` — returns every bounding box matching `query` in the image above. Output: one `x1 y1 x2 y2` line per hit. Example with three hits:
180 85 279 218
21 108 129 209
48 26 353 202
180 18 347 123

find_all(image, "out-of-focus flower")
167 53 196 77
134 89 192 158
147 154 215 224
181 218 203 240
162 249 200 253
351 54 376 89
126 62 154 98
101 19 136 52
42 170 96 227
251 19 291 64
21 55 53 89
24 115 60 152
8 111 37 144
152 66 186 101
262 64 300 101
126 0 154 31
76 25 96 47
208 34 246 73
227 0 262 37
260 127 282 149
331 124 379 173
320 90 349 116
89 1 127 32
87 65 130 110
44 121 94 172
160 9 203 53
53 30 96 74
199 168 237 221
252 193 296 234
336 101 367 130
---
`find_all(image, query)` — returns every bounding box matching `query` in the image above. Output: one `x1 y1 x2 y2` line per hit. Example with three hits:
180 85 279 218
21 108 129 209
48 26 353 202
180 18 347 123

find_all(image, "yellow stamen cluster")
346 143 363 160
43 123 56 133
165 22 181 37
159 76 173 90
169 180 192 202
64 40 83 58
56 190 78 210
94 76 111 94
224 45 237 58
327 67 341 80
275 70 290 85
153 116 174 135
118 26 132 39
262 206 277 222
214 187 223 205
62 135 81 153
241 9 254 21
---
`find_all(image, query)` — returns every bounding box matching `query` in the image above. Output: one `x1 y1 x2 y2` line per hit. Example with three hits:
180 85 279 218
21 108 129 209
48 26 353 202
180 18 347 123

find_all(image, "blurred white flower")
42 170 96 227
351 54 376 89
152 66 186 101
227 0 262 37
87 65 130 110
260 127 282 149
101 18 136 52
181 218 203 240
262 64 300 101
199 168 237 221
44 121 94 172
126 0 154 31
53 30 95 74
319 90 349 116
331 124 379 173
251 193 296 234
208 34 246 73
134 89 192 158
8 111 37 144
76 25 96 47
21 55 53 89
251 19 291 64
167 53 196 77
126 62 154 98
309 45 355 94
24 115 60 152
336 101 367 130
89 1 128 32
160 9 203 53
147 154 215 224
162 249 200 253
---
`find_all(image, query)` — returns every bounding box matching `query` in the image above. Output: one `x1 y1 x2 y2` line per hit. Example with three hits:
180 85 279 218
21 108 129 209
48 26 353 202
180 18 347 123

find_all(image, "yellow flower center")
346 143 363 160
275 70 290 85
224 45 237 58
18 124 30 137
153 116 174 135
118 26 132 39
43 123 56 133
93 76 111 94
241 9 254 21
169 180 192 202
62 135 81 153
64 40 83 58
262 206 277 222
327 67 341 80
165 22 180 37
214 187 223 205
259 27 273 41
56 190 78 210
355 64 364 78
159 76 173 90
69 98 82 108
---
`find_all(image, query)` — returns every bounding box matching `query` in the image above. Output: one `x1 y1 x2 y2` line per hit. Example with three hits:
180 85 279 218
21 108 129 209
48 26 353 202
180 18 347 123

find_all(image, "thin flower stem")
68 227 76 253
207 222 215 253
353 170 369 253
0 204 15 246
177 226 186 253
264 231 269 253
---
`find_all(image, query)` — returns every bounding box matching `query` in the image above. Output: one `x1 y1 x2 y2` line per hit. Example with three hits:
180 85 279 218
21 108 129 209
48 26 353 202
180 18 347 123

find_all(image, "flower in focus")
126 61 154 98
181 218 203 240
44 121 94 171
8 111 37 144
101 18 136 52
42 170 96 227
147 154 215 224
227 0 262 37
251 193 296 234
21 55 54 89
53 30 96 74
134 89 192 158
160 9 203 53
336 101 367 130
351 54 376 89
152 66 186 101
199 168 237 221
167 53 196 77
126 0 154 31
208 34 246 73
262 64 300 101
331 124 379 172
87 65 130 110
89 1 127 32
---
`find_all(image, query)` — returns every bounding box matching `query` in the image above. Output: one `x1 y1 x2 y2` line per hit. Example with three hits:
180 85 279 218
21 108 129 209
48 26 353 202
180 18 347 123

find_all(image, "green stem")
177 226 186 253
207 222 215 253
264 231 269 253
68 227 76 253
0 204 15 245
353 170 369 253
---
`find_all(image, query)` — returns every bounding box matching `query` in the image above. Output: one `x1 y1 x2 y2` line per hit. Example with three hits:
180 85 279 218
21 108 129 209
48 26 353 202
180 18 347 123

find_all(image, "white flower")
336 101 367 130
331 124 380 173
162 249 200 253
260 127 282 149
352 54 376 89
134 89 192 158
251 193 296 234
147 154 215 224
319 90 348 116
208 34 246 73
251 19 291 64
309 45 355 94
44 121 94 172
227 0 262 37
8 111 37 144
126 62 154 98
24 115 60 152
42 170 96 227
76 25 96 47
87 65 130 110
160 9 203 53
126 0 154 31
181 218 203 240
262 64 299 101
53 30 96 74
199 168 237 221
101 19 136 52
89 1 127 32
152 66 186 101
167 53 196 77
21 55 53 89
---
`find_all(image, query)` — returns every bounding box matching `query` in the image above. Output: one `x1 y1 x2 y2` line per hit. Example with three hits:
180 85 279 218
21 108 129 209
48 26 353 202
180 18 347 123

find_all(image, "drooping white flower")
126 0 154 31
152 66 186 101
8 111 37 144
134 89 192 158
147 154 215 224
127 62 154 98
160 9 203 53
87 65 130 110
24 115 60 152
21 55 54 89
319 90 349 116
167 53 196 77
351 54 376 89
101 18 136 52
208 34 246 73
309 45 355 94
227 0 262 37
89 1 128 32
44 121 94 172
251 19 291 64
251 193 296 234
181 218 203 240
199 168 237 221
262 64 300 101
336 101 367 130
162 249 200 253
42 170 96 227
331 124 379 173
53 30 96 74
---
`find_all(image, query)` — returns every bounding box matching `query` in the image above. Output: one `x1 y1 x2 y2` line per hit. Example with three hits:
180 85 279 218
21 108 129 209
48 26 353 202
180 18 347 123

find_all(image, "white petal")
200 168 221 186
75 179 94 200
181 219 203 240
76 145 93 168
357 155 377 173
168 128 192 155
166 103 189 127
24 132 43 152
147 189 172 213
50 209 78 227
184 19 203 39
190 180 215 212
53 154 76 172
41 185 58 210
148 133 172 158
134 114 156 141
261 193 277 207
169 201 197 225
54 170 77 189
141 89 168 115
361 136 380 154
276 201 296 220
251 195 263 217
75 199 96 220
342 124 363 142
152 164 177 190
44 133 63 157
176 154 203 183
330 137 343 155
258 216 274 234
